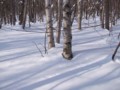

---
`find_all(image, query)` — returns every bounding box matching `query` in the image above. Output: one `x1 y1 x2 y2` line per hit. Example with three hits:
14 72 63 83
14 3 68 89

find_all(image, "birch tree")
77 0 83 30
45 0 55 49
56 0 63 43
62 0 73 60
22 0 27 29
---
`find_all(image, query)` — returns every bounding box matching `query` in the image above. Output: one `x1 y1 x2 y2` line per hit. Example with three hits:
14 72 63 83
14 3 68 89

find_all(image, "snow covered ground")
0 21 120 90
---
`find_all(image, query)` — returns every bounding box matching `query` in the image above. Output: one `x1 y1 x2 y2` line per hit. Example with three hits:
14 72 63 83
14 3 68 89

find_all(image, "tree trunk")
77 0 83 30
62 0 73 60
19 0 24 25
71 3 77 26
100 4 105 29
112 42 120 60
45 0 55 49
22 0 27 29
104 0 110 30
56 0 63 43
11 0 16 25
0 19 2 29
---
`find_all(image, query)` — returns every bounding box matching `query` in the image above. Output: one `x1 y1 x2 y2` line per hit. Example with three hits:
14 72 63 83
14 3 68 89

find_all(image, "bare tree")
62 0 73 60
45 0 55 49
56 0 63 43
77 0 83 30
104 0 110 30
22 0 27 29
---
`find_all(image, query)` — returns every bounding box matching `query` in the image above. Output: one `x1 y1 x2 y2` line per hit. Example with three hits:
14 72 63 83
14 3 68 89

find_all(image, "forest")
0 0 120 60
0 0 120 90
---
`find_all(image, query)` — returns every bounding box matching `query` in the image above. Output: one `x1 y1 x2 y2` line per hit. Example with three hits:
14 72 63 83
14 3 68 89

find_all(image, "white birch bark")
56 0 63 43
45 0 55 49
62 0 73 60
77 0 83 30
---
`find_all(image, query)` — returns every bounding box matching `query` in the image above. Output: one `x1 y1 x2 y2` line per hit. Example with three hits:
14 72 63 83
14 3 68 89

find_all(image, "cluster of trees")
0 0 120 59
0 0 45 28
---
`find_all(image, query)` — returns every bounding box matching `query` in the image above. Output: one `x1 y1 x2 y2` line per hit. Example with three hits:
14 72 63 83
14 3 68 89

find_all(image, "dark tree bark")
104 0 110 30
112 42 120 60
22 0 27 29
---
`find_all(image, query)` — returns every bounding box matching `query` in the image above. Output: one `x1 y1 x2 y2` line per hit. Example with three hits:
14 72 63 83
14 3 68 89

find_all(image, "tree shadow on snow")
18 56 111 90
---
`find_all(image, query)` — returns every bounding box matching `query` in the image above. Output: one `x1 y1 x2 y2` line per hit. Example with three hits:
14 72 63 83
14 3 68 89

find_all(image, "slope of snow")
0 22 120 90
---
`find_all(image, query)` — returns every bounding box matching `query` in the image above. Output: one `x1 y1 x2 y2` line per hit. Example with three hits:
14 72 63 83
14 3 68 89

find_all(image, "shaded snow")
0 22 120 90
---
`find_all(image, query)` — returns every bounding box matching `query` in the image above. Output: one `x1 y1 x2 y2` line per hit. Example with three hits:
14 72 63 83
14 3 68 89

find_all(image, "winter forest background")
0 0 120 90
0 0 120 59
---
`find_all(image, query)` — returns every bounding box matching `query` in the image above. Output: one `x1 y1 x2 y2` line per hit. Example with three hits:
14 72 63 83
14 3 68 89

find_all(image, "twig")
38 42 48 54
33 41 44 57
112 42 120 60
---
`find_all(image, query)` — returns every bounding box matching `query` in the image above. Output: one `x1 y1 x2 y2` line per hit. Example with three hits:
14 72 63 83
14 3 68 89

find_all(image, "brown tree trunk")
19 0 25 25
22 0 27 29
100 4 105 29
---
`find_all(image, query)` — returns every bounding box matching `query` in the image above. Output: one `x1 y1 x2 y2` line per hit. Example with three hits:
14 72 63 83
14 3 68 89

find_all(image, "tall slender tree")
45 0 55 49
56 0 63 43
104 0 110 30
22 0 27 29
77 0 83 30
62 0 73 60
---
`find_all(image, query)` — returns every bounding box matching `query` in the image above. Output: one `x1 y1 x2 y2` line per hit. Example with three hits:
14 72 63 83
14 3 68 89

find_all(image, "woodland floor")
0 21 120 90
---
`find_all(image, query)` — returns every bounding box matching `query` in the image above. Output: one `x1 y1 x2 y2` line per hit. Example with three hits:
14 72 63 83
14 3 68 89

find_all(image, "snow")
0 21 120 90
